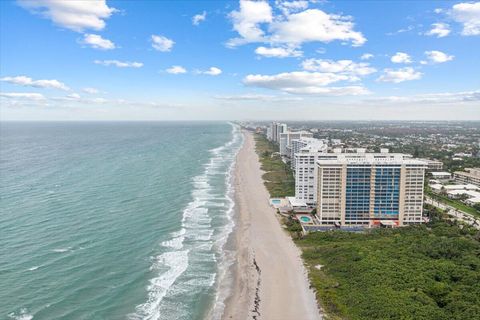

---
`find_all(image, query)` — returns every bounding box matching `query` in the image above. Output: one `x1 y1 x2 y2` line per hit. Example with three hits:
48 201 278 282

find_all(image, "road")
425 196 480 230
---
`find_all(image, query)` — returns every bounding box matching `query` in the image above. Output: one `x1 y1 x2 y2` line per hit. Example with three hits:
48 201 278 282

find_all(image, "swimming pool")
300 216 312 223
271 199 281 204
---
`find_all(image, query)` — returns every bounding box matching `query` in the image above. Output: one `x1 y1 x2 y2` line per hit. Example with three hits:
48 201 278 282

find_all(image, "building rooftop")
316 152 427 166
454 168 480 177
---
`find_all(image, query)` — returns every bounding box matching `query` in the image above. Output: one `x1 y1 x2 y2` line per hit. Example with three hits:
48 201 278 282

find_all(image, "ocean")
0 122 243 320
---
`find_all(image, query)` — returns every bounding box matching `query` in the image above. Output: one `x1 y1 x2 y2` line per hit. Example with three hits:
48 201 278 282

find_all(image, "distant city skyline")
1 0 479 120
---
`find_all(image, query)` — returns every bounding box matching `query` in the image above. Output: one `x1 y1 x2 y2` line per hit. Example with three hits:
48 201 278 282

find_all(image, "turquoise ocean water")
0 122 243 320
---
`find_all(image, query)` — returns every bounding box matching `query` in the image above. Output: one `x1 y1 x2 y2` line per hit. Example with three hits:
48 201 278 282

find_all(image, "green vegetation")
254 133 295 197
426 189 480 218
283 213 303 238
297 210 480 320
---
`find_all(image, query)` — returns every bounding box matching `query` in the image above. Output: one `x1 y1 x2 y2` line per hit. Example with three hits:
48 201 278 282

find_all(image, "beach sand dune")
223 131 321 320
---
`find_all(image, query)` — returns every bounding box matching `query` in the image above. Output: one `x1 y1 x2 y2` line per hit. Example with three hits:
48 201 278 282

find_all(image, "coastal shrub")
254 134 295 198
297 220 480 320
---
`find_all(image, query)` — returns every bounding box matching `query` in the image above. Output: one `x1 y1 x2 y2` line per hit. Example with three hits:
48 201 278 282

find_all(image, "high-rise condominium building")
269 122 288 143
279 131 313 156
266 126 272 141
316 150 426 227
293 139 329 206
291 138 328 169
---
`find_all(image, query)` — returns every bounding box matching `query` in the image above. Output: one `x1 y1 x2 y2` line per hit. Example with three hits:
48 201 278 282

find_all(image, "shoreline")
222 130 321 320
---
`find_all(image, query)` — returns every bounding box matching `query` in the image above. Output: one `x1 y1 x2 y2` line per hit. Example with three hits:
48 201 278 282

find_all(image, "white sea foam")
52 247 71 253
27 266 40 271
8 308 33 320
132 250 189 320
130 123 243 320
208 125 244 320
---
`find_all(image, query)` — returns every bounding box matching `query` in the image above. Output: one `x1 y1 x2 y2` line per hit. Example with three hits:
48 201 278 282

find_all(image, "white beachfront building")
268 122 288 143
293 140 329 206
279 131 313 157
290 138 328 170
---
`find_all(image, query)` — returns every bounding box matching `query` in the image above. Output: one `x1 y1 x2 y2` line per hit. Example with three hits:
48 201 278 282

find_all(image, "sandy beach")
222 131 321 320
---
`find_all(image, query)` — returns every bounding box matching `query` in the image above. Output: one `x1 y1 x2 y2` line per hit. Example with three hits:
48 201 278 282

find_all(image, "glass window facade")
345 166 371 221
374 166 400 219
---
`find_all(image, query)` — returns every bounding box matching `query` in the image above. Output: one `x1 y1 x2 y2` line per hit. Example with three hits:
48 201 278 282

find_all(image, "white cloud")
214 93 303 101
450 2 480 36
0 92 46 100
82 87 99 94
17 0 116 32
227 0 273 46
424 50 454 64
377 67 422 83
386 25 414 36
301 59 376 77
269 9 366 47
391 52 412 64
255 46 302 58
360 53 374 60
228 1 365 48
66 93 81 99
1 75 69 90
367 90 480 104
82 34 115 50
243 71 370 95
275 0 309 15
192 11 207 25
94 60 143 68
201 67 222 76
425 23 451 37
166 65 187 74
151 35 174 52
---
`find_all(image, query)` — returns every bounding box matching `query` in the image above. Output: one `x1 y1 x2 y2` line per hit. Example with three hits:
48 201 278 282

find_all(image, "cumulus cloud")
425 23 451 37
276 0 309 15
301 59 376 78
192 11 207 25
82 87 99 94
450 2 480 36
94 60 143 68
227 1 366 49
151 35 175 52
1 75 69 90
360 53 374 60
166 65 187 74
0 92 46 100
243 71 370 95
17 0 116 32
227 0 273 46
255 46 302 58
200 67 222 76
377 67 422 83
82 34 115 50
269 9 366 47
391 52 412 64
424 50 454 64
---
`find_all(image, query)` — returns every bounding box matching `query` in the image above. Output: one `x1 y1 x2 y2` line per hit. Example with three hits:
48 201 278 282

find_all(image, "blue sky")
0 0 479 120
